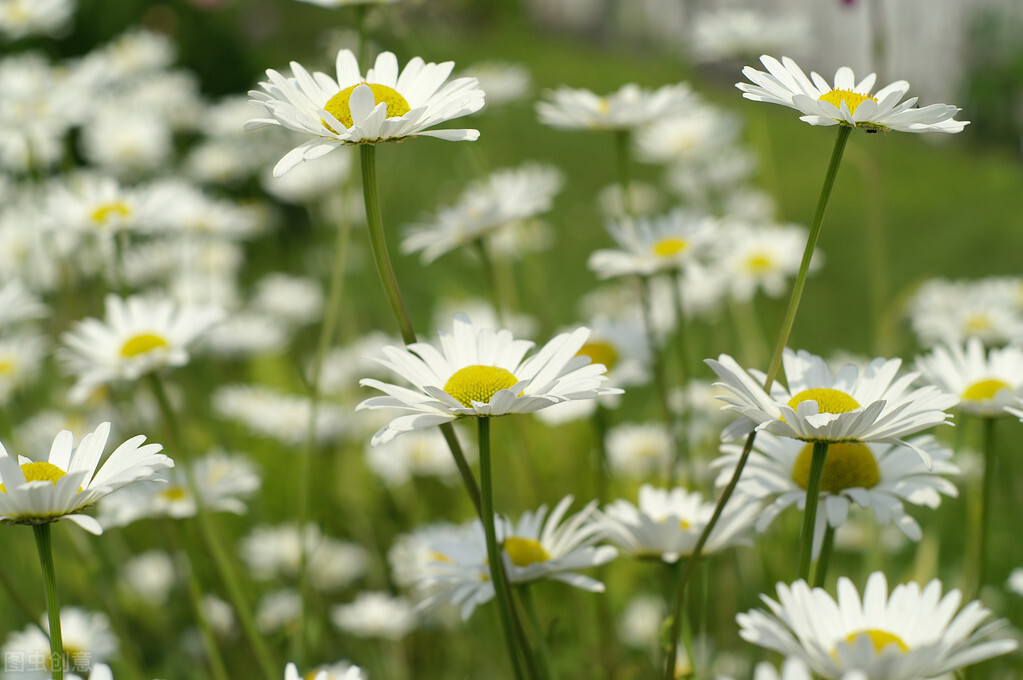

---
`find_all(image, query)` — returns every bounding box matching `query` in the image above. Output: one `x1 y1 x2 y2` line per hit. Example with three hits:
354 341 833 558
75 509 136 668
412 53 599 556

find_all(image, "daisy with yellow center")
357 314 620 445
738 571 1017 679
737 55 967 133
535 82 696 132
713 432 959 559
246 49 485 176
706 349 958 466
60 293 223 404
0 422 172 534
588 208 718 279
915 337 1023 417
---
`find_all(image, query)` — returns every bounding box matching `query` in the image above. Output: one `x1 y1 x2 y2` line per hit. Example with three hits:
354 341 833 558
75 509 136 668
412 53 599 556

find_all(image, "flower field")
2 1 1023 679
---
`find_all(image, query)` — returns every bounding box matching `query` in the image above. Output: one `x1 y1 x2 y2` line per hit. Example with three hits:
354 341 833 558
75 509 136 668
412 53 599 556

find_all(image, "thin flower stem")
661 125 852 680
33 523 63 680
814 523 836 588
477 417 526 680
519 586 559 680
147 374 279 680
358 143 484 518
798 441 830 581
976 416 997 596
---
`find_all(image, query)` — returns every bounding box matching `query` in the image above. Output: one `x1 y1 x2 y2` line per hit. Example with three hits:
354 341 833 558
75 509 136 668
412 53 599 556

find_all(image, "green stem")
637 276 681 485
977 416 997 595
33 523 63 680
613 130 634 220
477 417 526 680
358 143 484 518
661 125 851 680
814 523 836 588
475 237 506 326
148 374 278 680
519 586 558 680
797 442 830 582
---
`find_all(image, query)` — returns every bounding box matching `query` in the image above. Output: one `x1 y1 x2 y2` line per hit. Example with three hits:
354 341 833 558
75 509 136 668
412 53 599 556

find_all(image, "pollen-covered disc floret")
914 337 1023 417
737 55 968 133
737 571 1017 679
713 432 959 559
706 349 958 466
357 314 621 445
0 422 173 535
246 49 486 176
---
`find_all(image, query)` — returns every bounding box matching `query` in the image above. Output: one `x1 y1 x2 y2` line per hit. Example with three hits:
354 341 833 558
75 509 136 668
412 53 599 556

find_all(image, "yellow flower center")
0 357 15 375
443 365 519 408
962 378 1011 402
744 253 774 273
792 442 880 492
837 629 909 656
504 537 550 567
1 461 81 493
818 89 878 115
787 388 861 416
160 486 187 501
323 82 411 131
963 313 992 334
577 340 619 371
120 332 170 358
90 201 131 225
652 236 689 258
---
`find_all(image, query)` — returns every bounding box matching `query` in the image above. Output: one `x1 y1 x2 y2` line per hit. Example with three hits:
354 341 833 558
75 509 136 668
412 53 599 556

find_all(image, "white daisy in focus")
598 485 757 562
401 163 563 263
247 49 485 176
706 349 958 465
60 293 223 403
2 607 118 679
330 591 417 640
737 572 1017 679
588 208 718 279
916 338 1023 417
536 82 695 131
357 314 621 445
0 422 171 535
713 432 959 557
737 56 968 133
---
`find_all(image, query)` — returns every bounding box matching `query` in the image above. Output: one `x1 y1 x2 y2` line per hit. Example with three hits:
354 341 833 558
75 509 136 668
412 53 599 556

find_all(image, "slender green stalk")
661 125 852 680
33 523 64 680
814 524 836 588
148 374 278 680
477 417 525 680
797 442 830 581
358 143 483 517
475 237 506 326
637 276 681 484
976 416 997 595
519 586 558 680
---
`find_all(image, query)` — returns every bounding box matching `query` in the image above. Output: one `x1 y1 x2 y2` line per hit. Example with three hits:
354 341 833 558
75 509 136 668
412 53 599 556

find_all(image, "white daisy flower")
706 349 958 466
751 657 866 680
713 432 959 556
285 662 366 680
737 572 1017 679
604 422 672 479
365 427 460 487
617 593 666 650
239 523 368 592
0 279 47 326
0 333 46 404
119 550 177 606
246 49 485 176
536 82 695 131
588 208 718 279
0 422 171 535
2 607 119 679
357 314 621 445
458 61 532 108
737 55 968 133
261 144 354 203
635 104 743 166
60 293 223 403
330 591 417 640
908 277 1023 347
79 106 173 177
401 163 563 263
0 0 75 40
1006 568 1023 597
212 384 349 445
256 589 302 634
714 221 818 303
597 484 758 562
251 273 325 327
915 337 1023 417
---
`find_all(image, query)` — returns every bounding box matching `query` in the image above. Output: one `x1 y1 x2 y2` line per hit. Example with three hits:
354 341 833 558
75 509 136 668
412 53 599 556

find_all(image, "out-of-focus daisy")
401 163 563 263
715 222 817 302
98 450 260 528
0 280 47 326
45 173 154 238
60 293 223 403
0 333 45 404
0 53 80 171
330 591 417 640
706 349 958 465
239 523 368 592
2 607 118 679
143 180 265 239
536 82 695 131
365 427 459 487
261 145 354 204
596 180 663 219
284 662 366 680
205 311 290 358
212 384 349 445
357 314 620 445
604 422 672 479
737 572 1017 679
458 61 532 107
908 277 1023 347
247 49 485 175
251 273 325 327
0 422 171 535
598 485 757 562
79 106 173 176
588 208 718 279
0 0 75 40
617 593 665 650
256 589 301 634
713 433 959 556
292 0 398 6
737 56 968 133
1006 568 1023 597
689 9 810 63
635 105 742 165
666 146 757 209
750 657 848 680
119 550 177 606
915 338 1023 417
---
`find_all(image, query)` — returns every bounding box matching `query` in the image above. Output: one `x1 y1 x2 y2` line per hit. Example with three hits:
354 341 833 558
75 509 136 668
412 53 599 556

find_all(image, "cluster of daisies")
0 0 1020 678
